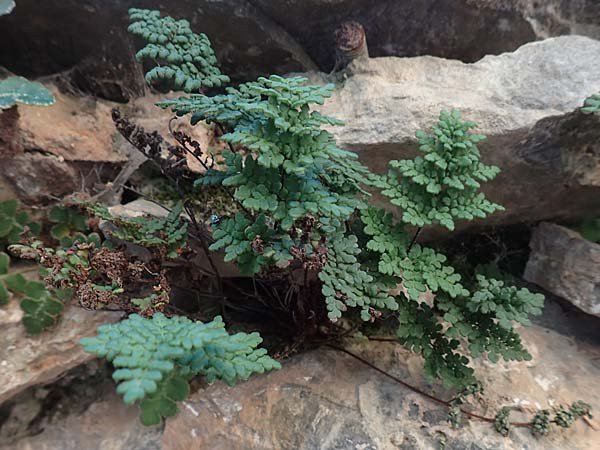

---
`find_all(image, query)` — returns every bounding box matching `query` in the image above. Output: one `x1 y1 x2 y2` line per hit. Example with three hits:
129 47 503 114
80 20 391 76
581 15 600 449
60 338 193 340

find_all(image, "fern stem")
407 227 423 253
327 344 531 428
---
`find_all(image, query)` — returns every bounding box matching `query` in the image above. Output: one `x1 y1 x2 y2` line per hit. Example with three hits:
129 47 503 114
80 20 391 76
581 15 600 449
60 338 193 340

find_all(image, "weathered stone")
310 35 600 231
0 300 121 404
2 389 162 450
524 222 600 317
161 323 600 450
0 0 318 102
2 152 78 204
1 1 598 101
0 106 21 158
0 86 217 204
255 0 538 70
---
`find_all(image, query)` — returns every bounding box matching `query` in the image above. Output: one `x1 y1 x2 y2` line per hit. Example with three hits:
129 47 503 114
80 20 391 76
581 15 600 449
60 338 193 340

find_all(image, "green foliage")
87 202 187 258
378 110 503 231
128 10 545 402
0 199 41 247
80 313 280 425
574 216 600 243
530 409 550 435
0 251 69 333
128 8 229 92
554 401 593 428
164 75 371 276
447 381 483 427
494 407 511 436
48 206 87 240
0 76 55 109
0 0 15 16
319 233 397 322
20 286 70 335
582 93 600 114
0 251 25 305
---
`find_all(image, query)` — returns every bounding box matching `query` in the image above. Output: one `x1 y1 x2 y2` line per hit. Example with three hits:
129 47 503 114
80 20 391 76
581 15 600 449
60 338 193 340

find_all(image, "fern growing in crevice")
80 313 280 425
69 8 565 430
377 109 503 231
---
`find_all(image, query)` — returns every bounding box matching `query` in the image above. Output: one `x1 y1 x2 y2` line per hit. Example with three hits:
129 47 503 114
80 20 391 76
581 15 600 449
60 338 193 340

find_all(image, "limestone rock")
162 325 600 450
0 301 121 404
312 36 600 231
1 389 162 450
524 222 600 317
0 87 216 205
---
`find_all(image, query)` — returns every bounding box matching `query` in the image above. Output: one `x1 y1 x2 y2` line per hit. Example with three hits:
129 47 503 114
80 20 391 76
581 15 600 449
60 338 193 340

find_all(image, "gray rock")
0 301 121 404
311 36 600 231
161 324 600 450
524 222 600 317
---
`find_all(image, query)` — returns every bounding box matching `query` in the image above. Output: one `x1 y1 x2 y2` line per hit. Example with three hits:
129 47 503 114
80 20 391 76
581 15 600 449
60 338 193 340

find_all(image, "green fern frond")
319 234 398 321
381 109 503 230
0 76 55 109
128 8 229 92
582 93 600 114
80 313 280 425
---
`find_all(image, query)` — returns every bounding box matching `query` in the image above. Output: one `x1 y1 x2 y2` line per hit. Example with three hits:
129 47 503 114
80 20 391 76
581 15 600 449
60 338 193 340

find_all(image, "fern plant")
0 250 69 333
128 8 229 92
86 202 188 258
120 9 546 393
361 111 543 387
378 109 503 231
80 313 280 425
47 205 87 240
0 76 54 109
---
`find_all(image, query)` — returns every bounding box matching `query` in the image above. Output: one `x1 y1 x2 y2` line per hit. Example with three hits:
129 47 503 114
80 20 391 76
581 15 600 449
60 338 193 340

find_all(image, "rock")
1 374 162 450
524 222 600 317
255 0 537 70
311 36 600 231
1 1 598 101
0 86 216 205
2 152 78 204
162 323 600 450
0 0 318 102
515 0 600 38
0 300 121 404
0 107 21 157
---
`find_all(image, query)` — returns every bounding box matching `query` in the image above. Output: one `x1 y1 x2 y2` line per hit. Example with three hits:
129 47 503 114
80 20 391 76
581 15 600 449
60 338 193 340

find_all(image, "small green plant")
494 406 511 436
0 250 68 333
86 202 188 258
128 8 229 92
377 109 503 231
80 313 280 425
582 92 600 114
47 205 87 240
0 199 41 247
